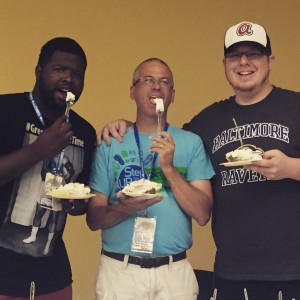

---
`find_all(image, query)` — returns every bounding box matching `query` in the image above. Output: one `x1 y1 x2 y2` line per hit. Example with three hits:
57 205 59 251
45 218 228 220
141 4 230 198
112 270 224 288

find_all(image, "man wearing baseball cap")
99 21 300 299
183 21 300 299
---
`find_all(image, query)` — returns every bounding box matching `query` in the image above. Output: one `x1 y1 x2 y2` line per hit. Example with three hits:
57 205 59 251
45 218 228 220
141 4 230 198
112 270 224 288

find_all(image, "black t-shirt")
183 87 300 281
0 93 96 295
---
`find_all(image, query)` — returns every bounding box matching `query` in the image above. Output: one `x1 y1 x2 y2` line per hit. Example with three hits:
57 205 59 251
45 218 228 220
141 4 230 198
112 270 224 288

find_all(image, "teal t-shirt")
89 125 214 256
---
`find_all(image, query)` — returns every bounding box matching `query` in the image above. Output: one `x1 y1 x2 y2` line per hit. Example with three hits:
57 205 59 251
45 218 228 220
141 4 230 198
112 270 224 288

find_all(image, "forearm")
0 144 43 186
87 202 132 231
163 166 213 225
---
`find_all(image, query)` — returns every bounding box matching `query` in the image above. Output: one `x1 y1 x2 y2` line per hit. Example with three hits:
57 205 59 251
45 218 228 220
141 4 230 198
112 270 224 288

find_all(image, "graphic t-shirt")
183 87 300 281
89 125 214 256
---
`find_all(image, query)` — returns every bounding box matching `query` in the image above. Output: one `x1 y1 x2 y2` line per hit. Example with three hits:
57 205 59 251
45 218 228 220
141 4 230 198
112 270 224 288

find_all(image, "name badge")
40 172 63 210
131 216 156 254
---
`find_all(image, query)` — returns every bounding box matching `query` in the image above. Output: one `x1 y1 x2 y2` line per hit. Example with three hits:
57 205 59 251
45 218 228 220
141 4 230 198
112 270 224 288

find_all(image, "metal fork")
29 281 35 300
65 99 75 121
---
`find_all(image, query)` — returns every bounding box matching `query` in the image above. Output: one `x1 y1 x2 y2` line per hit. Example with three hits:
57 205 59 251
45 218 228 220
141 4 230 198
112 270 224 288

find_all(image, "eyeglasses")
133 76 173 88
225 51 267 62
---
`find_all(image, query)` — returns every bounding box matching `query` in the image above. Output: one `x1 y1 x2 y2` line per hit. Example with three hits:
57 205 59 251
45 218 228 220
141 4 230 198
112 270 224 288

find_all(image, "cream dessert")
153 98 164 113
49 182 92 198
226 144 264 162
66 91 75 103
122 179 162 195
64 91 75 120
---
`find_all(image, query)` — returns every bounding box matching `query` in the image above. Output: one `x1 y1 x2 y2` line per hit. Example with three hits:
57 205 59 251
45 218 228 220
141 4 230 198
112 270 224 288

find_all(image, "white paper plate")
123 191 162 199
47 191 95 199
220 159 261 167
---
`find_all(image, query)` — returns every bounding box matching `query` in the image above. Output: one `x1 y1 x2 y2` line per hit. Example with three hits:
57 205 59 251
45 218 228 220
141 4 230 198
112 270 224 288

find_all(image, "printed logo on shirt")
26 122 85 147
221 168 267 186
211 122 289 187
212 122 289 153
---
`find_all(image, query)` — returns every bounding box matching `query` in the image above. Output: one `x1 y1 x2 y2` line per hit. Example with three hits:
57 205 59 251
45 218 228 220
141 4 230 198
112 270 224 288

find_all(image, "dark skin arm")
61 198 89 216
0 114 73 186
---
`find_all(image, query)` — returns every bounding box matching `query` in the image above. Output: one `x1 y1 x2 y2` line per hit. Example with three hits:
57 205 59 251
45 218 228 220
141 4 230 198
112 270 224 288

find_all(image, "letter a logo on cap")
224 21 271 54
236 23 253 36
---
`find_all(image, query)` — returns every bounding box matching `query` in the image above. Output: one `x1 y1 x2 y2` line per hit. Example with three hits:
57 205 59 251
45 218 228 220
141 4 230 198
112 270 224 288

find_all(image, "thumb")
263 149 278 159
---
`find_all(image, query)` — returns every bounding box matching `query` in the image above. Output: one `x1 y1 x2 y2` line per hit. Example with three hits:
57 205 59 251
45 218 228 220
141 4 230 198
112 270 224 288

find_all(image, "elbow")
196 194 213 226
86 215 102 231
194 203 212 226
195 213 211 226
87 223 100 231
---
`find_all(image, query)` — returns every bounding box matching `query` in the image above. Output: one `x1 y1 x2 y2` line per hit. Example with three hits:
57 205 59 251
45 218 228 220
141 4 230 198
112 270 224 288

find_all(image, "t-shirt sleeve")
89 144 111 196
187 135 215 181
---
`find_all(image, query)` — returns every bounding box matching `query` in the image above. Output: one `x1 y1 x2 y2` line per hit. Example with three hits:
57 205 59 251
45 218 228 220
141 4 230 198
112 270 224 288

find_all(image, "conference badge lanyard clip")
28 93 65 210
131 123 168 253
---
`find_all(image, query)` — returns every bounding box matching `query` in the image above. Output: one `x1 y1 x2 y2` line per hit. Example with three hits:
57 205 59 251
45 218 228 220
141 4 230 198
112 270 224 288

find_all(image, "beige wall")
1 0 299 298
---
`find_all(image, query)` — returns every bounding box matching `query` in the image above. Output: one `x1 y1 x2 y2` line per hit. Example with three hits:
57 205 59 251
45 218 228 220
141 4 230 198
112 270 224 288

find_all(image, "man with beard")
99 22 300 299
0 37 95 299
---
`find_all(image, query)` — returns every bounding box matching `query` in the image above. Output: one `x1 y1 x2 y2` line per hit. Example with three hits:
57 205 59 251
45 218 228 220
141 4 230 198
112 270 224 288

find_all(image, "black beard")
38 80 66 112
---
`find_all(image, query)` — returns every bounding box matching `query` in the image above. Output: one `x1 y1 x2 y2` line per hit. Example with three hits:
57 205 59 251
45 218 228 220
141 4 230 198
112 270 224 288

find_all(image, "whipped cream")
153 98 164 113
66 91 75 103
122 179 162 194
54 182 91 195
226 146 263 162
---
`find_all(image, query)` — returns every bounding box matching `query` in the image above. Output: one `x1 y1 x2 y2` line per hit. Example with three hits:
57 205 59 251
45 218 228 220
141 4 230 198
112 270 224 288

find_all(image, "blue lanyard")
133 122 169 180
28 93 65 175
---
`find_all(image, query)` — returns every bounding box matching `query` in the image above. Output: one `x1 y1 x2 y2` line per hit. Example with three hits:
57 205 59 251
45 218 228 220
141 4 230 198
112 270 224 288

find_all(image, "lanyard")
28 93 65 175
133 122 169 180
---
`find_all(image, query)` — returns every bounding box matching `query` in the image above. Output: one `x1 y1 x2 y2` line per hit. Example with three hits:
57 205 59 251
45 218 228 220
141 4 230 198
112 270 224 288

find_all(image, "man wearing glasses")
99 22 300 299
184 21 300 299
87 58 214 300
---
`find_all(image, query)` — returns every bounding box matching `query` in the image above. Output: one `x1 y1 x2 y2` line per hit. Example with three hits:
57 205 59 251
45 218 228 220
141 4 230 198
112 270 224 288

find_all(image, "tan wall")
1 0 299 298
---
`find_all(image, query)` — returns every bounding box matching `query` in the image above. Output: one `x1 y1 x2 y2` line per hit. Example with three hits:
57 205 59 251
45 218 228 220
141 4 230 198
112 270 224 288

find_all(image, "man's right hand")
96 119 131 146
31 115 73 159
0 115 73 186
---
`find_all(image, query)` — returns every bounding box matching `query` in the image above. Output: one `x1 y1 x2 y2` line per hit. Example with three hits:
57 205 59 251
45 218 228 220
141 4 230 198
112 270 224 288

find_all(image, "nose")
152 79 161 89
62 70 73 82
240 54 250 64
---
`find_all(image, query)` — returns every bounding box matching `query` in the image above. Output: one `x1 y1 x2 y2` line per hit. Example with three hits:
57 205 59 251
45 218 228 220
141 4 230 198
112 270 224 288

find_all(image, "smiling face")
130 60 175 120
223 42 275 104
35 51 86 114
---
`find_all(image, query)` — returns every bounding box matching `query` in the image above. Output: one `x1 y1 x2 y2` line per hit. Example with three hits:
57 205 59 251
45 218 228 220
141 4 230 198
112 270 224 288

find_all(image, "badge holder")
40 172 63 210
131 209 157 254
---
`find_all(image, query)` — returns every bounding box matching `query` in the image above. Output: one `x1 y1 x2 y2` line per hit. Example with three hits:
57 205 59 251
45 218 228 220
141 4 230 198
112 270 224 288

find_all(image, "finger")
96 132 102 146
57 114 68 123
150 143 163 152
52 115 68 129
108 126 124 143
262 150 277 159
158 131 171 140
118 121 127 139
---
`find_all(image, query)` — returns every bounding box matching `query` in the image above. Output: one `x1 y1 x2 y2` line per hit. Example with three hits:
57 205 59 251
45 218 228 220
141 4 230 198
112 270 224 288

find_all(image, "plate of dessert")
47 182 95 199
121 179 162 199
220 144 264 167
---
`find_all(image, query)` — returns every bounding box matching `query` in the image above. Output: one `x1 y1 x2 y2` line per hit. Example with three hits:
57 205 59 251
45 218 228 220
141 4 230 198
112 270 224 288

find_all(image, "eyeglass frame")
224 50 269 62
133 76 174 88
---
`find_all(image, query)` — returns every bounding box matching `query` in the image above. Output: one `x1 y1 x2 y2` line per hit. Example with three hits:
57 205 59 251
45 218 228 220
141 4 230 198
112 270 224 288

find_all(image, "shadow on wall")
194 269 214 300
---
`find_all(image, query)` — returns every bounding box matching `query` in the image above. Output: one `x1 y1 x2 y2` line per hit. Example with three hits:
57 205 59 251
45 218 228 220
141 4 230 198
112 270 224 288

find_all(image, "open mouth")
149 95 163 105
57 89 74 102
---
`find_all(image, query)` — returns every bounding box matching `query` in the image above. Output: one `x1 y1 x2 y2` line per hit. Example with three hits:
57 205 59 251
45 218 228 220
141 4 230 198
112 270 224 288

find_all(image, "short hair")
37 37 87 69
132 57 174 87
